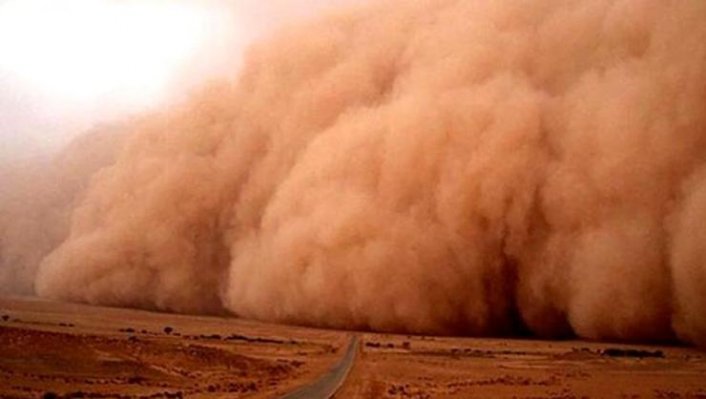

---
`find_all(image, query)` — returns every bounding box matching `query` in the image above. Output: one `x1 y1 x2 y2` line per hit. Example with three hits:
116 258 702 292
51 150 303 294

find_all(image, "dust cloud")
3 0 706 346
0 125 127 295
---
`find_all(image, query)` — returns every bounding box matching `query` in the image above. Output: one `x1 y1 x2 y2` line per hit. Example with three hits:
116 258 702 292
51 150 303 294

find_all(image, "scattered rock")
127 376 144 384
163 326 174 334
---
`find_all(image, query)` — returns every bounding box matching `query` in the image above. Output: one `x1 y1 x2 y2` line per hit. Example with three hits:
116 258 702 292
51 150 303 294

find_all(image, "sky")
0 0 363 162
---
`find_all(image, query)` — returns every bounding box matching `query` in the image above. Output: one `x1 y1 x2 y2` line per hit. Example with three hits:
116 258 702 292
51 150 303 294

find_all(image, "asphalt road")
280 335 359 399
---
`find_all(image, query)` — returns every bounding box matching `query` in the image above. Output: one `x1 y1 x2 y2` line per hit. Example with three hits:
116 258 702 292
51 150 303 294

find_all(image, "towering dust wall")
4 0 706 346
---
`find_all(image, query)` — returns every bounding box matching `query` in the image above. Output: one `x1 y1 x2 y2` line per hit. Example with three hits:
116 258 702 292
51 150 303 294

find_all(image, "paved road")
280 335 359 399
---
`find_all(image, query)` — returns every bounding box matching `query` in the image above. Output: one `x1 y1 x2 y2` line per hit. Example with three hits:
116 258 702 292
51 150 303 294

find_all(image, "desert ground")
1 297 705 399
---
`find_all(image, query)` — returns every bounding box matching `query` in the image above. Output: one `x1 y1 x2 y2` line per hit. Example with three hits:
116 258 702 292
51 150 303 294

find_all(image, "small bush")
601 348 664 358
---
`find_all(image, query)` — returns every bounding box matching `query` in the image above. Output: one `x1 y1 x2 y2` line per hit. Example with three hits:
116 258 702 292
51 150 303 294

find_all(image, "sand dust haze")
2 0 706 347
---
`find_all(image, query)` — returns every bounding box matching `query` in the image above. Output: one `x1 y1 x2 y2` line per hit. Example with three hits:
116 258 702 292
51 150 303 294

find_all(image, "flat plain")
1 297 705 398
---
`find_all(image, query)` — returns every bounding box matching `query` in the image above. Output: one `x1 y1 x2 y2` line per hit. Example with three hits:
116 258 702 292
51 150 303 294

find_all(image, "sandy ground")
1 296 706 398
341 334 706 398
0 297 345 398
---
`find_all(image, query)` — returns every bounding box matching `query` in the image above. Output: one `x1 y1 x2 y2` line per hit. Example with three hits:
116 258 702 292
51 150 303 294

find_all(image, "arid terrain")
1 296 705 399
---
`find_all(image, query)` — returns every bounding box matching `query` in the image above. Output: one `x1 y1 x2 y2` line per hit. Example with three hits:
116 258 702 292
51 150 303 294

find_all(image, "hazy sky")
0 0 363 162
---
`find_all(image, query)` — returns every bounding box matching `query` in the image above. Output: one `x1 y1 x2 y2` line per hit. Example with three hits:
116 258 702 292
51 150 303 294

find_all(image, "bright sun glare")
0 0 215 105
